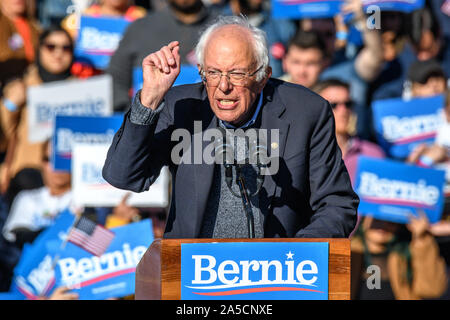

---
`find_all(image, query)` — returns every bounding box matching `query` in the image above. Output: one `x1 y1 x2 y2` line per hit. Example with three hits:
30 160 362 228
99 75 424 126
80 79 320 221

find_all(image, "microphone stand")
218 128 266 239
234 164 255 238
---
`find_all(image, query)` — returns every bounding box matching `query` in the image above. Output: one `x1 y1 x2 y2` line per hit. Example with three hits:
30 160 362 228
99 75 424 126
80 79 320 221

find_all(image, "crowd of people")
0 0 449 300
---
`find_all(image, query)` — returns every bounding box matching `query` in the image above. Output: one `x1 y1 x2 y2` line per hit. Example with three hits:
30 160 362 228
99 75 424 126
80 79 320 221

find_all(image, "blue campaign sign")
54 219 153 300
354 156 446 224
272 0 424 19
361 0 424 12
11 210 76 299
372 95 445 159
271 0 343 19
75 16 130 69
132 64 201 96
52 114 123 171
181 242 329 300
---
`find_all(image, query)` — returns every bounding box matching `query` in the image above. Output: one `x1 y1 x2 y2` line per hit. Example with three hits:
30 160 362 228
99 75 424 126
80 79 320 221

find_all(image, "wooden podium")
135 238 350 300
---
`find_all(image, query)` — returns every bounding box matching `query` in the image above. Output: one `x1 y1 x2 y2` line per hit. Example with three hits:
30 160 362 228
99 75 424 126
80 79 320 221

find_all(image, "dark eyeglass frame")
42 42 73 53
330 100 354 110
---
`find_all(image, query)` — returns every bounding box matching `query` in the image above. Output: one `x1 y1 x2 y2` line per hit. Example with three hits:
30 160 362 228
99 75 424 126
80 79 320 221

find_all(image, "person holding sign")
62 0 147 40
351 213 448 300
0 26 74 193
103 15 359 239
0 0 40 92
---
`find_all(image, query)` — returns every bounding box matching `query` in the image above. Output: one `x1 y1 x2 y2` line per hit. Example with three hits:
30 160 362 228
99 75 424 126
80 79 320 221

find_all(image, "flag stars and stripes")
67 216 115 256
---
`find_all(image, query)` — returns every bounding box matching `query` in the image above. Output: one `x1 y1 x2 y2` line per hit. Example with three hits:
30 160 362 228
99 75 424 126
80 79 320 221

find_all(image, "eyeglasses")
330 100 353 110
200 65 263 87
42 43 72 53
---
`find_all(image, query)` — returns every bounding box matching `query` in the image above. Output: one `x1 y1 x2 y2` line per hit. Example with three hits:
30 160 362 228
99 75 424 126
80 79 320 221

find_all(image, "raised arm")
102 42 181 192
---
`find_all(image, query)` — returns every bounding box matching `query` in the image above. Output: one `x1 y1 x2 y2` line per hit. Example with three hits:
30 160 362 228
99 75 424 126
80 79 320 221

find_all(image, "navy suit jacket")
102 78 359 238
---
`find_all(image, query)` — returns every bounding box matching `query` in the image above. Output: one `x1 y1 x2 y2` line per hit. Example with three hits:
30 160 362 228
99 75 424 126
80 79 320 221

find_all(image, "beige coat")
1 65 47 182
351 234 448 300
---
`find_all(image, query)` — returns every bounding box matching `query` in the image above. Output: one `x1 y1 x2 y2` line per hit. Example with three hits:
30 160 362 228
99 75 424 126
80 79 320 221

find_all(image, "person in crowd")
218 0 296 78
351 214 448 300
312 79 385 185
103 15 359 239
406 7 450 73
371 6 449 102
0 0 40 92
406 59 447 98
62 0 147 39
107 0 218 111
0 138 144 294
61 0 147 79
0 0 40 169
2 140 72 247
280 30 327 89
404 61 447 167
406 88 450 237
316 0 384 140
0 26 74 194
313 78 385 237
37 0 73 28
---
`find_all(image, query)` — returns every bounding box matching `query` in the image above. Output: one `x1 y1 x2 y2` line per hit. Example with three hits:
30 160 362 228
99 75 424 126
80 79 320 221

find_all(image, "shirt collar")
219 93 263 129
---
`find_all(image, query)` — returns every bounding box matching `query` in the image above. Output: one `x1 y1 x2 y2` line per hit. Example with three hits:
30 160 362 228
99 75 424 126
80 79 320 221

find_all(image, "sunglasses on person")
330 100 353 110
42 42 72 53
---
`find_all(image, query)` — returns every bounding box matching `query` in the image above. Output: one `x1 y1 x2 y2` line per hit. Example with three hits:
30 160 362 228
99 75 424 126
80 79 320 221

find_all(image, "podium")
135 238 350 300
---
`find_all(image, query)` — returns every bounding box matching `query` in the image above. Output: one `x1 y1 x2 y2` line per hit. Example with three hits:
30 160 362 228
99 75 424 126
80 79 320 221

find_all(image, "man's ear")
198 64 206 83
261 66 272 88
266 66 272 79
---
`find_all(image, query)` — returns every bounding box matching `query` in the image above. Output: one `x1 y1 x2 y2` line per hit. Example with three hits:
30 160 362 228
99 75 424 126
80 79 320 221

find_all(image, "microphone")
214 127 240 197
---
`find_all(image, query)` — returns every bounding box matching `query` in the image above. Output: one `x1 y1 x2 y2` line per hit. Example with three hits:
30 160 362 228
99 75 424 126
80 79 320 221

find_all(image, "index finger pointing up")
168 41 179 50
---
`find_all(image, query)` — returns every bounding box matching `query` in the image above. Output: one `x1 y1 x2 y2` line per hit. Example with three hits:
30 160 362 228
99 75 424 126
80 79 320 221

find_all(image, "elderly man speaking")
102 15 359 239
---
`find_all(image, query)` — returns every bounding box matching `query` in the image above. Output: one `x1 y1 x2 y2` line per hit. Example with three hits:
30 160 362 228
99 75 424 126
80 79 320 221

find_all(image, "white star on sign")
286 251 294 259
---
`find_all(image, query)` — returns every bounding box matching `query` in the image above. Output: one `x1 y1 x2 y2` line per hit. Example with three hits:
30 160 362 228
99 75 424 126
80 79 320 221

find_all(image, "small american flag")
67 216 115 256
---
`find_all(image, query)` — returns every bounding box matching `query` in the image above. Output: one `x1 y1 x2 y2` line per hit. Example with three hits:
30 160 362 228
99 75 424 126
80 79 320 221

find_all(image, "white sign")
71 143 170 208
27 75 113 143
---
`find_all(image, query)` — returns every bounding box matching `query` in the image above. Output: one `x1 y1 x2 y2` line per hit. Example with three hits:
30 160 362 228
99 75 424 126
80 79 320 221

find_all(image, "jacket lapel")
190 81 290 237
259 81 290 201
192 93 217 237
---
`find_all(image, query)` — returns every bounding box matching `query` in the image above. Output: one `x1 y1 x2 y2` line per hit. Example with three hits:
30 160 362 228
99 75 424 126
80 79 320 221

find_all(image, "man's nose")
218 74 233 92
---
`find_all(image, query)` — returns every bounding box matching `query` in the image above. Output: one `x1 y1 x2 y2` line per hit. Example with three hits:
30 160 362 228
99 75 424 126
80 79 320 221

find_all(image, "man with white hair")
103 15 359 239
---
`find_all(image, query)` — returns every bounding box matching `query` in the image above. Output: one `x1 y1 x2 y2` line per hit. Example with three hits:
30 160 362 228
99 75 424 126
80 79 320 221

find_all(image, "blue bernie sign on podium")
181 242 329 300
354 156 446 224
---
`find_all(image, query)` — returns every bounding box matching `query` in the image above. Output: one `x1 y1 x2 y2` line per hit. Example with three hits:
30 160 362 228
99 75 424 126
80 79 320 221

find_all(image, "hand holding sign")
47 286 79 300
340 0 364 20
407 210 430 240
140 41 181 110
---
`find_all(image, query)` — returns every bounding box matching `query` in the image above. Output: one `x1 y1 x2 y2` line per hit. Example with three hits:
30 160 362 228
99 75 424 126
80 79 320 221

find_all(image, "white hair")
195 15 269 82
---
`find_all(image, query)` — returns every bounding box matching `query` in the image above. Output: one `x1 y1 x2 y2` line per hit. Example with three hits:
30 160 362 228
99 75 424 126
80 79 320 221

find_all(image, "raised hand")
140 41 181 110
112 192 140 223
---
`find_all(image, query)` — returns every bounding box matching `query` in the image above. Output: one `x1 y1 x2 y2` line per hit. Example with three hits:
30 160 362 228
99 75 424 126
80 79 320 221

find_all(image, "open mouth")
217 99 238 110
